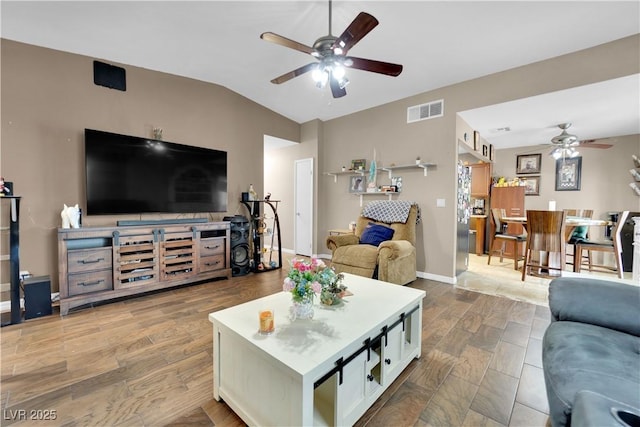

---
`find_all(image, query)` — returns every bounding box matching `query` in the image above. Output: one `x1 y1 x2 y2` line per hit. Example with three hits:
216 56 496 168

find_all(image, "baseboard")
0 292 59 313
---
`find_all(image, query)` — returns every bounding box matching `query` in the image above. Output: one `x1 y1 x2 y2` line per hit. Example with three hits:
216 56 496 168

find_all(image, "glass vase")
290 295 314 320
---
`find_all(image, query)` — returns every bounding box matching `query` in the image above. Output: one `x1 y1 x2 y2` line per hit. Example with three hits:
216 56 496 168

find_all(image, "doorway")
294 158 314 256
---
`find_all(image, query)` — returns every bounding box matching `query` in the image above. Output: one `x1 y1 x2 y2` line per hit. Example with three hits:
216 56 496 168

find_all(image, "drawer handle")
79 280 104 287
205 261 221 266
79 258 104 264
204 245 220 250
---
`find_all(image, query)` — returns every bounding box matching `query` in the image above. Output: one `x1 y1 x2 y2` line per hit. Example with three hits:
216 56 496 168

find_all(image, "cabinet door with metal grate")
160 231 196 281
114 233 159 288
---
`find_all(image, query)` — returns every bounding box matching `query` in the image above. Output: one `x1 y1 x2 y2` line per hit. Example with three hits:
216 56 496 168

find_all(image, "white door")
294 158 314 256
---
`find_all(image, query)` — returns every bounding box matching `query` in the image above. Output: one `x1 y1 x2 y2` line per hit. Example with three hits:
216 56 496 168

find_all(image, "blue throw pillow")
360 222 395 246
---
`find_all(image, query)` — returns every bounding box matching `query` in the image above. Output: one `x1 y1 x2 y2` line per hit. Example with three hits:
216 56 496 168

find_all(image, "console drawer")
200 238 225 257
200 255 225 272
68 270 113 296
68 248 112 274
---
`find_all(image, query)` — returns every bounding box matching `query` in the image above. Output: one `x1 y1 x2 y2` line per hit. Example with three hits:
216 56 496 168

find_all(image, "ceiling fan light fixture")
332 63 346 80
312 67 329 88
338 76 350 89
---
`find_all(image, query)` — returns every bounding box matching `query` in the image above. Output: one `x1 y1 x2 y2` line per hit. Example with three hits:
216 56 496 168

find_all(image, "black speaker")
93 60 126 91
23 276 52 320
224 216 251 276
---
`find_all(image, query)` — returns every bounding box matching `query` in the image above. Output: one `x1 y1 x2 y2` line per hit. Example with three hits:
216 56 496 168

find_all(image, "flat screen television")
85 129 227 215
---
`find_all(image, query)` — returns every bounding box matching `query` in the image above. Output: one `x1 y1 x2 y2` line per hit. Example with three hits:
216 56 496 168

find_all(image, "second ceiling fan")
260 0 403 98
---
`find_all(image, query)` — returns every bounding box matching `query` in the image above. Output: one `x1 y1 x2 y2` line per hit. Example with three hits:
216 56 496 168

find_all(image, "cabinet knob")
385 358 391 365
367 374 374 382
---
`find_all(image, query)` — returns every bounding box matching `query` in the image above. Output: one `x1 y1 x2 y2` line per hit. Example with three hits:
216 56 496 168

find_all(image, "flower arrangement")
283 258 343 303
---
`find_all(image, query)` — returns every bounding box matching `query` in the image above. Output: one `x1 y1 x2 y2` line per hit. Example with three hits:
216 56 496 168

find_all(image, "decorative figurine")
61 204 81 228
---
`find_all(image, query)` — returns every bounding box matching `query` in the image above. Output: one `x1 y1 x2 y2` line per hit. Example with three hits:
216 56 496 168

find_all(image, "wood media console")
58 221 230 315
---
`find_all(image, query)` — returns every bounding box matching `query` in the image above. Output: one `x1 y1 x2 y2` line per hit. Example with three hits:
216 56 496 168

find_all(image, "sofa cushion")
543 321 640 427
360 222 394 246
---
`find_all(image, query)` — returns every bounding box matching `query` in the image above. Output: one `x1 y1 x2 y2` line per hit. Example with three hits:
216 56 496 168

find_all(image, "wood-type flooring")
1 267 552 426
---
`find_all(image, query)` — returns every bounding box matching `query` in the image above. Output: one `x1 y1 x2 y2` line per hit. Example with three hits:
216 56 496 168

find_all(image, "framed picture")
516 153 542 174
350 159 366 171
489 144 495 161
555 157 582 191
482 144 488 157
349 175 366 193
522 176 540 196
473 131 480 151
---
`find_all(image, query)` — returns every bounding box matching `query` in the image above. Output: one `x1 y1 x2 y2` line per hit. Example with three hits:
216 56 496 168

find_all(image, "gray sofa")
543 277 640 427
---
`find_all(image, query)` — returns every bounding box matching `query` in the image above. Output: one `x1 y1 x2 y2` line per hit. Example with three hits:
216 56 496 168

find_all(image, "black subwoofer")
23 276 52 320
224 215 250 276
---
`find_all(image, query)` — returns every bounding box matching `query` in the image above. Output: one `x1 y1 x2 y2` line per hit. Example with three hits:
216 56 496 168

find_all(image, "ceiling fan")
260 0 403 98
551 123 613 149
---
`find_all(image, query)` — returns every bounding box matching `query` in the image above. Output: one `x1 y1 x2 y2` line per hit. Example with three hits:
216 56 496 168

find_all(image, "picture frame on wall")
523 176 540 195
516 153 542 174
482 144 488 157
555 157 582 191
350 159 366 171
489 144 495 161
473 131 480 151
349 175 366 193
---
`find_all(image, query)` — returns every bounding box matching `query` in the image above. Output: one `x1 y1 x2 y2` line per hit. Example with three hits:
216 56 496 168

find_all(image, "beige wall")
317 34 639 281
1 39 299 290
2 34 639 290
492 135 640 222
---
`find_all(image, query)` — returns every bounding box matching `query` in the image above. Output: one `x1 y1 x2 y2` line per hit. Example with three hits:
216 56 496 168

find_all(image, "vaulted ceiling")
2 1 639 148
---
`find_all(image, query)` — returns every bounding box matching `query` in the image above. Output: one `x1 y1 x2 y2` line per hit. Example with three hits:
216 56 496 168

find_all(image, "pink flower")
283 277 295 292
311 281 322 294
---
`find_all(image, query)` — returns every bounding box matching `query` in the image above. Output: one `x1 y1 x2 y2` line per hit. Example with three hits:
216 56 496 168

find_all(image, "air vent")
407 99 444 123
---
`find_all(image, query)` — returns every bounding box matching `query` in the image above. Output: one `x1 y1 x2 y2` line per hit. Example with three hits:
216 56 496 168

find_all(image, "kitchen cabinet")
470 163 492 197
490 186 525 258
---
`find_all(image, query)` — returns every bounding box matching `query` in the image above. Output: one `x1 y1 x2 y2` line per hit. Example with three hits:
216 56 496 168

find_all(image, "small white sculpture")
61 204 81 228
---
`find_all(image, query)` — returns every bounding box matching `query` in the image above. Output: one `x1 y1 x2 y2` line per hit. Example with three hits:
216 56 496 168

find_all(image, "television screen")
85 129 227 215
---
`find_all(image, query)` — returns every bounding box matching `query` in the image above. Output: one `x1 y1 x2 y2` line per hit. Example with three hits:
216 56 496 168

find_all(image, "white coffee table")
209 273 426 426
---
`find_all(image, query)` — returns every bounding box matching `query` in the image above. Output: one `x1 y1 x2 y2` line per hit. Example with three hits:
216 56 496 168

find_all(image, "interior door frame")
294 158 314 256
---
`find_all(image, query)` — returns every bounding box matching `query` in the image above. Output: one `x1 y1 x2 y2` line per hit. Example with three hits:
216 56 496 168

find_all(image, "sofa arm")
378 240 414 261
549 277 640 337
326 234 360 252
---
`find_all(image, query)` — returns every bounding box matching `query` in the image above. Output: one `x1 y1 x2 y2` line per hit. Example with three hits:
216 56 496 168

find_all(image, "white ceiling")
2 1 639 149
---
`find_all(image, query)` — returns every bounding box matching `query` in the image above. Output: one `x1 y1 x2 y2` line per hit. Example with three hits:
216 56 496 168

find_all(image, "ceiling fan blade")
578 141 613 149
329 78 347 98
346 57 403 76
333 12 378 54
270 63 317 84
260 32 314 56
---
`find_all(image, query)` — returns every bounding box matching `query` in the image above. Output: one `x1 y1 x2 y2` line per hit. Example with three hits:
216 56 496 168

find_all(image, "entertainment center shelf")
58 221 230 315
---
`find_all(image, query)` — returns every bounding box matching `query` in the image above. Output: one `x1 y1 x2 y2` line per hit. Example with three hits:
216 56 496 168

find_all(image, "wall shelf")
324 169 369 183
354 192 398 206
381 162 436 177
325 162 436 182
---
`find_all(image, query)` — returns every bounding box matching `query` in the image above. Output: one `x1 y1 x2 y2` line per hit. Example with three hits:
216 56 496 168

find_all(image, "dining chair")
563 208 594 269
487 208 527 270
521 210 567 281
575 211 629 279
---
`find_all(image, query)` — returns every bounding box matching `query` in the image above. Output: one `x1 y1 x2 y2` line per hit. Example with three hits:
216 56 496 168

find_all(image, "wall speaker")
93 60 126 91
224 215 251 276
23 276 52 320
